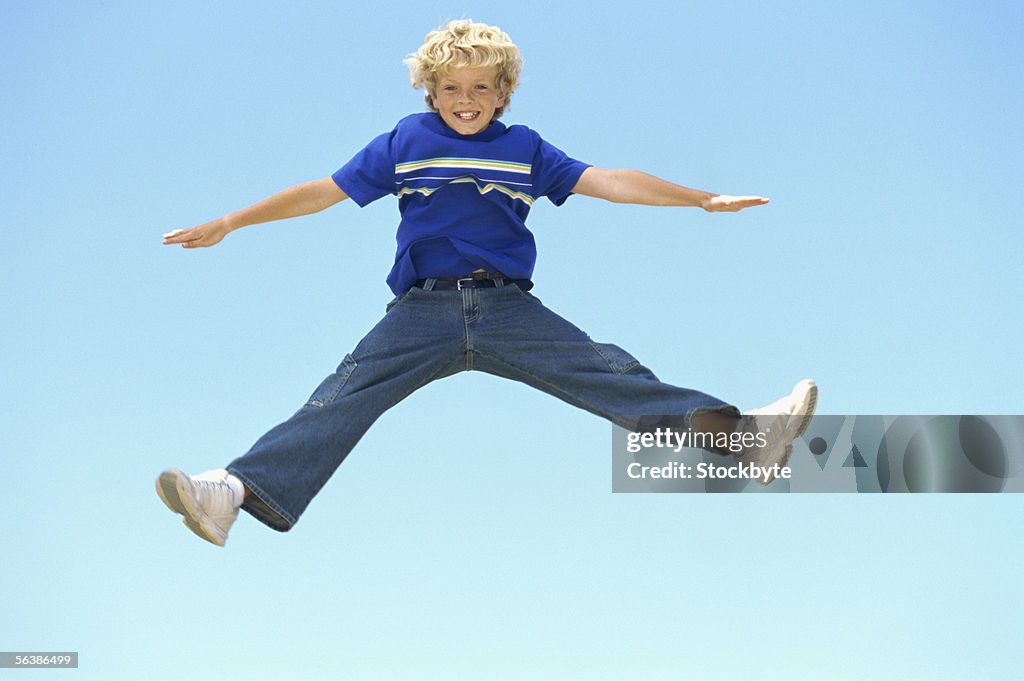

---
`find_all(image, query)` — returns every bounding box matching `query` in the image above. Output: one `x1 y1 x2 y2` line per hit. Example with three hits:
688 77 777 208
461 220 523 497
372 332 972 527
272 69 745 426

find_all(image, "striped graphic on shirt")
397 177 535 205
395 157 535 206
395 157 531 175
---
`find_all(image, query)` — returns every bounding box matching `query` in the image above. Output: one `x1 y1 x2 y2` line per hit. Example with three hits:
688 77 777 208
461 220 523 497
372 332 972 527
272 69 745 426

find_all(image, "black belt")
413 273 532 291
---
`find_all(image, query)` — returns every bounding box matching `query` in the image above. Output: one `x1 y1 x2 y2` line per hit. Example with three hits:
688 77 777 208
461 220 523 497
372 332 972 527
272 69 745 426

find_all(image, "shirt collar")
424 112 507 142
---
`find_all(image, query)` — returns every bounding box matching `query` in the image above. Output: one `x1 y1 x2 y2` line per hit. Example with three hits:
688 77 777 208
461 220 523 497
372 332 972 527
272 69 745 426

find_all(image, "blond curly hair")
404 19 523 119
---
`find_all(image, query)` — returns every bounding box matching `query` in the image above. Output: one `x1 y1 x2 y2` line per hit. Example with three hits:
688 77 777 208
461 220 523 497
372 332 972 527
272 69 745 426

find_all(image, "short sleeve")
531 136 590 206
331 131 395 207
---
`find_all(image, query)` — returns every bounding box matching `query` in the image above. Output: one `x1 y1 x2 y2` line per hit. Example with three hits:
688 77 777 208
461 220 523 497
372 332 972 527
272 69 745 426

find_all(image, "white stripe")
397 177 535 205
395 175 533 188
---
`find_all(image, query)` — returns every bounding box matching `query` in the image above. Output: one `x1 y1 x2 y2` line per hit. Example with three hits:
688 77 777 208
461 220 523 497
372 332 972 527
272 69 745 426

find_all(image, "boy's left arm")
571 167 769 213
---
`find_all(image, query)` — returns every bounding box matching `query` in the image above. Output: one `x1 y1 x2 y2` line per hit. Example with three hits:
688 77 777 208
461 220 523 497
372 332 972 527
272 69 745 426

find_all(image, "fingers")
162 227 219 248
706 195 771 212
730 196 770 211
162 228 195 246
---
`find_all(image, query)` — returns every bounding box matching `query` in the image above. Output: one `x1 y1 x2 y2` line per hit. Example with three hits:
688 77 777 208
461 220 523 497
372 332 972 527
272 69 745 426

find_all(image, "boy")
158 20 817 546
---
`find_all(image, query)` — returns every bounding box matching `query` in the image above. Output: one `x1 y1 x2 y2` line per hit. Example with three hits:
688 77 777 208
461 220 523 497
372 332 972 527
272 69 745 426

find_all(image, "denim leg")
471 285 736 429
226 288 466 531
226 283 733 532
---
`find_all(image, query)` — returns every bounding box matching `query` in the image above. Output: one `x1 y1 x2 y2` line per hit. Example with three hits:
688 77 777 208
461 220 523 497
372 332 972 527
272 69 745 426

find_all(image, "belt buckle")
456 277 475 290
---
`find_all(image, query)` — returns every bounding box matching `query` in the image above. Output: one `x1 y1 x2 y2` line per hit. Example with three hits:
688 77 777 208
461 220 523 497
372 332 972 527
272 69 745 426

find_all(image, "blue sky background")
3 1 1022 679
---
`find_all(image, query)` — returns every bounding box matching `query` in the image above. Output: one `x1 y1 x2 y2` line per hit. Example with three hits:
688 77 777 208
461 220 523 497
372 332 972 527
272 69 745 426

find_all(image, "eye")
443 85 457 92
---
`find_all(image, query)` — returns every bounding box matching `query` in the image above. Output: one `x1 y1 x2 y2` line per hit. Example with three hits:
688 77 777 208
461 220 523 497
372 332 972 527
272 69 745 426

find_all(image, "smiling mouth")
455 111 480 121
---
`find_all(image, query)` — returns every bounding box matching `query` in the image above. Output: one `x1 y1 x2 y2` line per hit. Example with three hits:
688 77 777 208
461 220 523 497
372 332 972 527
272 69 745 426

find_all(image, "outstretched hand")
162 218 230 249
701 195 770 212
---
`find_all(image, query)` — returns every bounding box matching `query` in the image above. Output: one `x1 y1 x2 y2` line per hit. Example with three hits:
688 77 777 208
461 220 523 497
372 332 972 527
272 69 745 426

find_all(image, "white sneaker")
741 379 819 485
156 468 241 546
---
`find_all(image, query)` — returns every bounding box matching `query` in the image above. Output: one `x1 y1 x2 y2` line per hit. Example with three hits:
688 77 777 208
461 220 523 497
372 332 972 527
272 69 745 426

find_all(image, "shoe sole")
789 379 819 441
155 469 227 546
760 380 819 485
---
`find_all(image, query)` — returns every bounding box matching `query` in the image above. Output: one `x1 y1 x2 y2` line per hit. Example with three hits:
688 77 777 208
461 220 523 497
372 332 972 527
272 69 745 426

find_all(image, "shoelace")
191 478 235 511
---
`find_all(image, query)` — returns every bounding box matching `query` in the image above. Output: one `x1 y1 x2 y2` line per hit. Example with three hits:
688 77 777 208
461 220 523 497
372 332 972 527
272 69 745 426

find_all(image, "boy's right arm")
163 177 348 249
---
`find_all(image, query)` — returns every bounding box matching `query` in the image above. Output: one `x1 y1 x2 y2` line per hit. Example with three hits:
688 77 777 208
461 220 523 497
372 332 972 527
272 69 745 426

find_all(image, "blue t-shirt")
332 112 590 295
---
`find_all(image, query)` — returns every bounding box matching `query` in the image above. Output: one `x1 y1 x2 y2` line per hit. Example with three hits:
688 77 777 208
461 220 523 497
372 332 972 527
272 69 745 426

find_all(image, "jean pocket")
305 354 358 408
589 341 641 374
385 287 419 313
509 283 542 305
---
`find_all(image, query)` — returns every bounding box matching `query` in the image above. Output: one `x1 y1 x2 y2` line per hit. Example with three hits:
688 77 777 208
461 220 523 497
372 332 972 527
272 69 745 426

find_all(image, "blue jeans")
227 281 735 531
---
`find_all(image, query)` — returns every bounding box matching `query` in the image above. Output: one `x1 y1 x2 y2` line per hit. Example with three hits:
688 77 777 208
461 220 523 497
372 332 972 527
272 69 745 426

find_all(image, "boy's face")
430 66 506 136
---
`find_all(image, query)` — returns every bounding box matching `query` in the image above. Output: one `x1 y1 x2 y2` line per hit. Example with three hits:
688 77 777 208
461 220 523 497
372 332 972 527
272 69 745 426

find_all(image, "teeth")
457 112 477 120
